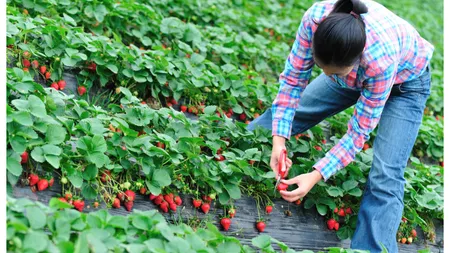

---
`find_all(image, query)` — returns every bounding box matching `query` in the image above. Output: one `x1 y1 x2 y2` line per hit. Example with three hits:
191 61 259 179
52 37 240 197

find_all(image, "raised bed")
12 180 443 253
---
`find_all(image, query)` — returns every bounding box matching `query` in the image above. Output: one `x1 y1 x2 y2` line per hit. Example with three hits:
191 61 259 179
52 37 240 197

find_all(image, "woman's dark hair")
313 0 368 67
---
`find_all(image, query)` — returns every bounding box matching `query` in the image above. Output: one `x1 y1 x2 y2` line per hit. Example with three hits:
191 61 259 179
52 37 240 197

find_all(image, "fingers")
280 177 297 185
286 158 293 168
280 188 305 202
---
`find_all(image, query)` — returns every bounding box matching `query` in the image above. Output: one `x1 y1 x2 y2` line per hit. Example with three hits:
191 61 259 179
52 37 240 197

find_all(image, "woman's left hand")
279 170 323 202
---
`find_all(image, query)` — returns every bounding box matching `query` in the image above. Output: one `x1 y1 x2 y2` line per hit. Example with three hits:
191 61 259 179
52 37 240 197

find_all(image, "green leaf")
25 206 47 229
31 147 45 163
68 171 83 188
28 95 47 118
132 215 150 230
326 186 344 197
84 164 98 180
152 169 171 187
106 64 118 74
57 241 75 253
204 106 217 115
348 188 363 197
63 13 77 26
81 184 97 200
87 152 107 168
45 125 67 145
10 136 27 153
94 4 108 22
24 231 48 251
45 155 61 168
49 198 73 209
13 111 33 126
225 183 241 199
108 216 128 229
316 204 328 216
342 180 358 192
42 144 62 155
252 235 271 248
7 155 22 177
217 241 241 253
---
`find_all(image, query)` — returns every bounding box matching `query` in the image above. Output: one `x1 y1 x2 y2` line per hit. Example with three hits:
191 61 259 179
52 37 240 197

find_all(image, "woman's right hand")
271 136 293 178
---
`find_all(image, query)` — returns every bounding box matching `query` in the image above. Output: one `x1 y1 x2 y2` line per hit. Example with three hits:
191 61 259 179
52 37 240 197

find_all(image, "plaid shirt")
272 0 434 181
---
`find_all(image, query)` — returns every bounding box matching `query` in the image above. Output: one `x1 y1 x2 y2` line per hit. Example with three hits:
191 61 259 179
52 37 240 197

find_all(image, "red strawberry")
229 208 236 218
23 59 31 68
314 145 322 151
215 154 225 161
39 66 47 74
411 229 417 238
37 179 49 191
164 195 174 204
93 202 99 208
125 190 136 202
249 160 255 165
169 202 177 212
334 222 340 230
226 112 232 118
239 113 246 121
327 219 336 230
171 98 177 105
193 199 202 208
58 197 67 203
167 102 173 107
254 113 260 119
140 187 146 195
49 178 54 187
77 86 87 96
321 139 327 144
156 142 165 149
21 151 29 164
334 207 338 213
31 60 39 69
201 203 210 214
149 193 157 201
45 72 51 79
101 170 111 183
87 62 97 72
277 183 288 191
23 51 30 58
73 200 85 212
266 205 273 214
363 143 370 151
141 101 146 105
401 238 407 244
23 68 29 72
154 195 163 205
256 221 266 232
338 208 345 217
245 120 250 124
160 201 169 213
181 105 187 112
64 193 72 200
345 207 352 215
174 196 182 206
221 218 231 231
117 192 125 201
124 201 133 212
112 198 121 208
188 107 194 113
167 193 174 199
295 199 301 205
57 80 66 90
440 161 444 167
50 82 59 90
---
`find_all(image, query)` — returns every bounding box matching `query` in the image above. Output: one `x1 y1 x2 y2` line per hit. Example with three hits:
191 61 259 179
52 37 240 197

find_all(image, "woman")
247 0 434 251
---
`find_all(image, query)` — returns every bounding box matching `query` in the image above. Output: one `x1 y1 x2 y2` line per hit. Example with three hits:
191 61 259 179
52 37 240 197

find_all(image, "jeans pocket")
398 68 431 96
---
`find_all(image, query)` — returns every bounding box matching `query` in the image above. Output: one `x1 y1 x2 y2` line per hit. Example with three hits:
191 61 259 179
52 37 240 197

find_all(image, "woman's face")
314 57 354 77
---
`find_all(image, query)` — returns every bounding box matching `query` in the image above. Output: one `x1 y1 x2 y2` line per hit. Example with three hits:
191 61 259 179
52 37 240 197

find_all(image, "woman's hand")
279 170 323 202
271 136 293 178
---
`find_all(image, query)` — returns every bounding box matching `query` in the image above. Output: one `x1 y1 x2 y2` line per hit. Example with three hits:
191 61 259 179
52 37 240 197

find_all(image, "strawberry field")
6 0 443 252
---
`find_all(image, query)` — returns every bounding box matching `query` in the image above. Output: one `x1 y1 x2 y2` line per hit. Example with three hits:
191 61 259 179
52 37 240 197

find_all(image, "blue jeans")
247 68 431 252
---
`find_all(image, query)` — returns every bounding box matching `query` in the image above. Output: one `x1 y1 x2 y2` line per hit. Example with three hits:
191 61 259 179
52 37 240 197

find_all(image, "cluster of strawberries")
150 192 183 213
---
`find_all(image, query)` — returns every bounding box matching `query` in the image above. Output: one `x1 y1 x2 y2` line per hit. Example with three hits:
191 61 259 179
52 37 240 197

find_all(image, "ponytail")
313 0 368 67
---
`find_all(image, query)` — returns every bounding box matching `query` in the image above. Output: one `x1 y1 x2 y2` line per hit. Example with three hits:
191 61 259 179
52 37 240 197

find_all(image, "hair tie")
350 11 360 19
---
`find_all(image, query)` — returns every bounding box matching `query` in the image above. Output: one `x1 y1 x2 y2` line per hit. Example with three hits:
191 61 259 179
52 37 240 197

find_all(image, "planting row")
7 68 442 241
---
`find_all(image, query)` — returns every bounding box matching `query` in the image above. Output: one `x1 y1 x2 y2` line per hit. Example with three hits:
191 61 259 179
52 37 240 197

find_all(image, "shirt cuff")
271 118 292 139
313 155 345 182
